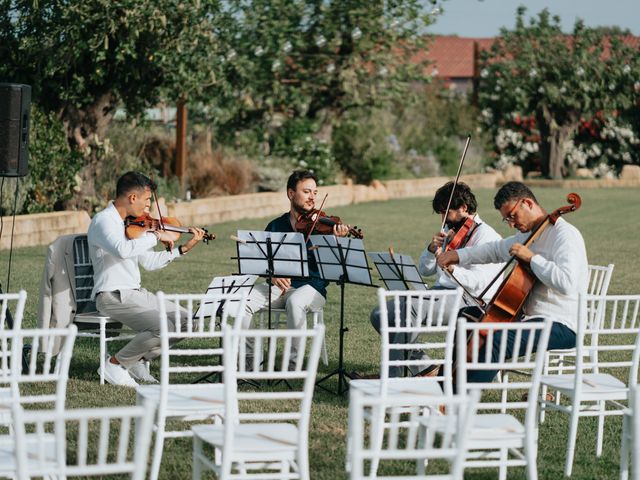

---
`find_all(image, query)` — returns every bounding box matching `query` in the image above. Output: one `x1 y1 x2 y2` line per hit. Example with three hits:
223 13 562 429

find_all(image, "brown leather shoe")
349 371 380 380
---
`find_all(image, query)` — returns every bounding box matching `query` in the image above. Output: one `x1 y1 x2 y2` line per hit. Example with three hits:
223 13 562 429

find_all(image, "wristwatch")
178 245 187 255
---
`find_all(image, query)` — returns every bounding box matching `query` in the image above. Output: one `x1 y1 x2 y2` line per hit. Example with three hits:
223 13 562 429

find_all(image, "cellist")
369 181 504 378
437 181 589 383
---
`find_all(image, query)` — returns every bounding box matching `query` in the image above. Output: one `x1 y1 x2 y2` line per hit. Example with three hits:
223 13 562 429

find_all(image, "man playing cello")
437 181 588 383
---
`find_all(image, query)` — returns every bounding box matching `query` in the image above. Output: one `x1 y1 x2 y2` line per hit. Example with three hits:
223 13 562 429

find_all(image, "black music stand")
233 230 309 330
310 235 375 395
369 252 428 291
193 274 258 384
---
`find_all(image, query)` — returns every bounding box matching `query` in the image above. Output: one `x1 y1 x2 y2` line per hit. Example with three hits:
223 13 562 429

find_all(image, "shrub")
187 149 255 197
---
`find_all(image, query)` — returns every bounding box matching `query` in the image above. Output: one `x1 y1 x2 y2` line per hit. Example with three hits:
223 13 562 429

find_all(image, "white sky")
426 0 640 37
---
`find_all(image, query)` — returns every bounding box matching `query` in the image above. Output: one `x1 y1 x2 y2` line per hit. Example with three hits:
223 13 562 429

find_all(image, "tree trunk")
58 92 118 209
538 105 578 179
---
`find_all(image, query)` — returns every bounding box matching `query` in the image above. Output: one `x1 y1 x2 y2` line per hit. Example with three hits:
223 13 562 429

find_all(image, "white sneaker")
102 357 138 387
128 360 159 384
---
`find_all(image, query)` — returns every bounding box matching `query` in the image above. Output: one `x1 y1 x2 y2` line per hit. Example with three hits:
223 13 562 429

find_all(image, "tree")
478 7 639 178
0 0 225 205
196 0 438 147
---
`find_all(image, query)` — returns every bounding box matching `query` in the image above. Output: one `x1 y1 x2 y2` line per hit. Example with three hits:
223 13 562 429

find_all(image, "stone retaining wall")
2 171 638 250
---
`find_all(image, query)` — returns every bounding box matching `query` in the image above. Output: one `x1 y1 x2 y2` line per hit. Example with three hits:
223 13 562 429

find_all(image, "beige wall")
2 171 638 250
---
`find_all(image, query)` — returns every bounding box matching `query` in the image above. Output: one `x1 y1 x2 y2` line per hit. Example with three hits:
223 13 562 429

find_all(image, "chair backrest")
157 291 248 388
349 389 479 480
3 326 77 412
222 323 324 454
0 290 27 332
378 288 463 394
73 234 99 315
575 294 640 386
587 264 615 296
12 399 155 479
457 318 552 429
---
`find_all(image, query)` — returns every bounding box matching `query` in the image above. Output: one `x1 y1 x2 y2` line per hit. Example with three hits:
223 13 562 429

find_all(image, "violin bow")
304 194 328 244
439 135 471 233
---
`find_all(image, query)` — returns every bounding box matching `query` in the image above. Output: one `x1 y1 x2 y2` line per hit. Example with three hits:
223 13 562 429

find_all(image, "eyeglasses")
502 199 522 224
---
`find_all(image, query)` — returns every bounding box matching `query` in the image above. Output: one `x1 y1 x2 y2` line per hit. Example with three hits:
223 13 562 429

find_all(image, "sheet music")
369 252 428 291
236 230 309 278
309 235 374 286
196 274 257 318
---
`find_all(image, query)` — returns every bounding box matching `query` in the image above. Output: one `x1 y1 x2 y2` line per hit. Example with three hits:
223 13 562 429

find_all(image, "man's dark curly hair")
493 181 538 210
432 181 477 215
286 170 318 191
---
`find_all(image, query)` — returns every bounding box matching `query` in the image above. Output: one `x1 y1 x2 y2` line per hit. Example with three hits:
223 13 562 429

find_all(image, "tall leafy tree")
478 7 639 178
198 0 438 144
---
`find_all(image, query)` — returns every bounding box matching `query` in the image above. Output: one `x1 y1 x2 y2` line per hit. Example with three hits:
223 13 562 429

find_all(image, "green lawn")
2 186 639 479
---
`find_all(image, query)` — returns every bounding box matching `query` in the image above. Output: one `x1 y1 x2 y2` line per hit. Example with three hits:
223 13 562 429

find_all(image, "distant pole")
175 97 187 188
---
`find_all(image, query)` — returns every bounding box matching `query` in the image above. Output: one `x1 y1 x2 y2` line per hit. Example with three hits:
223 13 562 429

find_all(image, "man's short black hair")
286 170 318 191
116 171 156 198
493 181 538 209
432 181 477 215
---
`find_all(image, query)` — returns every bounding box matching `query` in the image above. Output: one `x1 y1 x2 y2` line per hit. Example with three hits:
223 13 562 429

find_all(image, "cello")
476 192 582 325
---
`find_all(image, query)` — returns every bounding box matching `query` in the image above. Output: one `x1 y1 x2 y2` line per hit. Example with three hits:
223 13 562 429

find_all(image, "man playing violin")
240 170 349 366
87 171 206 387
437 181 588 383
370 181 504 377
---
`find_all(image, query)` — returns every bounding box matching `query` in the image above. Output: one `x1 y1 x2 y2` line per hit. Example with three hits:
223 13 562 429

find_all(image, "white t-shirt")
456 217 588 332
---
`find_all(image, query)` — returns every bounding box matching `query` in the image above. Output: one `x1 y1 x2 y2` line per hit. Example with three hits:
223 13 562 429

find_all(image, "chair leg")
564 407 580 477
149 426 166 480
525 428 539 480
621 414 630 480
596 400 605 457
368 405 385 477
100 319 107 385
498 448 508 480
192 436 203 480
298 445 310 480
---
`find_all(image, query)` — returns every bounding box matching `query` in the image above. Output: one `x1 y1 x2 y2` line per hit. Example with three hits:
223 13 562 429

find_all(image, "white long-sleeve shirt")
88 203 180 299
418 214 504 306
456 217 588 332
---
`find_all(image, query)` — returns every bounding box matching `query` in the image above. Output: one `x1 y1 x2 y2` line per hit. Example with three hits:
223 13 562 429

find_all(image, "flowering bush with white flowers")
292 136 337 186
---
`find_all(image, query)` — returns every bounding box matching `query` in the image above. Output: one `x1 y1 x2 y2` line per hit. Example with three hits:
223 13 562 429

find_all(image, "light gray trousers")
242 283 325 360
96 288 188 368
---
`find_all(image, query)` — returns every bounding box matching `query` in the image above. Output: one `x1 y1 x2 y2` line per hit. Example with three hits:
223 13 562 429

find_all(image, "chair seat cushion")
136 384 224 416
540 373 627 399
350 377 444 398
192 423 299 455
0 433 57 475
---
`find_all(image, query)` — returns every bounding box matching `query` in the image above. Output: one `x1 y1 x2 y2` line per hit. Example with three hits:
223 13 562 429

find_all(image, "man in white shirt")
370 181 504 377
437 181 588 383
88 171 205 387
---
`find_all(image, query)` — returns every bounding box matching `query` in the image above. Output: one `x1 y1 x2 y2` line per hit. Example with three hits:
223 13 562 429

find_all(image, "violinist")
369 181 503 377
87 171 206 387
437 181 589 383
240 170 349 367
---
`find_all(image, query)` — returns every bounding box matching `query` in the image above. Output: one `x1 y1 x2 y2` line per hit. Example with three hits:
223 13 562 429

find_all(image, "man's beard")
446 217 467 231
292 200 313 216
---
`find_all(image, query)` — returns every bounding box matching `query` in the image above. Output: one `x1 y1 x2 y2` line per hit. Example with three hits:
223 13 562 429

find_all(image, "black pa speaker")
0 83 31 177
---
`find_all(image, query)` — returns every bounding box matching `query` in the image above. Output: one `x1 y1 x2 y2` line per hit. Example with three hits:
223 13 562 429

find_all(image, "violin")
124 214 216 243
443 216 477 252
294 209 364 240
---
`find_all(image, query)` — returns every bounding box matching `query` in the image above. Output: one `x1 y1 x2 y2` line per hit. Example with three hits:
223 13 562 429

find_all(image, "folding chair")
5 399 156 479
621 382 640 480
539 263 615 414
346 288 462 474
349 388 479 479
0 290 27 332
71 234 136 384
136 291 248 480
258 307 328 365
539 293 640 476
455 317 553 480
0 326 77 428
191 323 324 480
